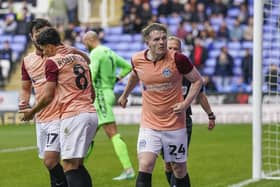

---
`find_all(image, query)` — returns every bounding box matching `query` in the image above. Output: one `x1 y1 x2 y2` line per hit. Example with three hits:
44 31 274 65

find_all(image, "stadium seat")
74 42 88 52
234 58 242 67
13 35 27 44
105 34 122 43
167 16 181 26
242 41 253 49
227 8 240 18
10 43 25 52
115 43 129 51
212 40 227 49
168 25 178 35
205 58 216 67
129 42 143 51
106 26 123 35
119 34 133 42
203 67 215 75
233 67 242 76
0 35 13 43
158 16 168 25
209 49 220 58
133 34 142 42
228 41 241 50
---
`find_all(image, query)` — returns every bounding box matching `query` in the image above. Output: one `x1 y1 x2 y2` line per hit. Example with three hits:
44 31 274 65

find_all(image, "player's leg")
164 162 173 185
186 116 193 148
37 121 67 187
102 123 135 180
61 112 98 187
96 89 134 180
136 128 162 187
162 128 190 187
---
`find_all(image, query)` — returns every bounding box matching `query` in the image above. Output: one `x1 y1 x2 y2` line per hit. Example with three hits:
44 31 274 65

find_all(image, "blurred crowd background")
0 0 279 95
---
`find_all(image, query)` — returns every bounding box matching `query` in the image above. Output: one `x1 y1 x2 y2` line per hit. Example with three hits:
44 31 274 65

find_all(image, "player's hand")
208 112 216 130
19 108 35 121
118 95 128 108
172 102 186 114
208 119 215 130
18 102 30 112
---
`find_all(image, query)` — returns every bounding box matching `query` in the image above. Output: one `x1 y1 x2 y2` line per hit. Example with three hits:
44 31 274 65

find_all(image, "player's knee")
44 157 60 169
165 162 172 172
63 158 81 172
139 159 155 173
172 162 187 178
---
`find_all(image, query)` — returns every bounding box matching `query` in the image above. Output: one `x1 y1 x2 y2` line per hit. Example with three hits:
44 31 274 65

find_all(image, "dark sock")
79 165 92 187
50 173 56 187
165 171 172 185
65 168 91 187
175 173 191 187
49 163 68 187
170 173 176 187
136 171 152 187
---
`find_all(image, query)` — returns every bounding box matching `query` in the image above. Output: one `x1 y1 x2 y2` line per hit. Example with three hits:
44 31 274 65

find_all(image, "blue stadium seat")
168 25 178 35
74 42 88 52
167 16 181 26
205 58 216 67
105 34 121 43
158 16 168 25
0 35 13 43
212 40 227 49
115 43 129 51
227 8 240 18
133 34 142 42
203 67 215 75
209 49 220 58
106 26 123 35
228 41 241 50
129 42 143 51
234 58 242 67
119 34 133 42
242 41 253 49
10 43 25 52
13 35 27 44
233 67 242 76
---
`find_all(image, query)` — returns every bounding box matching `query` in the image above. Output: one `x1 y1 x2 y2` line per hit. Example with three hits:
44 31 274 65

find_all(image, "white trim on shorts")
137 127 188 163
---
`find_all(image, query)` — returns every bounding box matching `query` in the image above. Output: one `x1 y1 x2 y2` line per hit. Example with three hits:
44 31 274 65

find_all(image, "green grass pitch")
0 124 279 187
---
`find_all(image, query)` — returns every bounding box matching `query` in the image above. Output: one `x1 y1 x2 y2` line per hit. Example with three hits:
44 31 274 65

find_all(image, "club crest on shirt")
162 68 172 78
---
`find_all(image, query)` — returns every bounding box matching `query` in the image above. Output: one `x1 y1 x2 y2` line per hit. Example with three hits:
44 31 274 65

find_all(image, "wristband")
208 112 216 120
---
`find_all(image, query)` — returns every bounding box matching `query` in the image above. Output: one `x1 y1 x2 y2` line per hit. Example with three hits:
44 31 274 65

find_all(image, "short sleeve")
174 52 193 74
45 59 59 82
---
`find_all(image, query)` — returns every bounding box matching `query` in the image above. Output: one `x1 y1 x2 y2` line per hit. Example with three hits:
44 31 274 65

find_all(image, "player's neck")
147 50 164 62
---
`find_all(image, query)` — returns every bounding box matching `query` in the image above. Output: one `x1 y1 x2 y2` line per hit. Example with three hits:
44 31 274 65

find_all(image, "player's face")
147 30 167 57
31 26 49 51
40 44 56 57
167 40 181 52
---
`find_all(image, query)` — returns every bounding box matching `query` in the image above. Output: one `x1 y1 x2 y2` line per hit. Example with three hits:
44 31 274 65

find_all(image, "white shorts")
36 119 61 159
137 128 188 163
60 112 98 160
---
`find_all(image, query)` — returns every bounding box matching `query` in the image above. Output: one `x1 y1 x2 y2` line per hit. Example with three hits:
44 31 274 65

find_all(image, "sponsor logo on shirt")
142 82 173 91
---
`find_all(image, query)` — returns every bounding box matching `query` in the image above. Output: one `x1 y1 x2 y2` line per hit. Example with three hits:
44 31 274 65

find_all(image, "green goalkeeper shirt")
89 45 132 89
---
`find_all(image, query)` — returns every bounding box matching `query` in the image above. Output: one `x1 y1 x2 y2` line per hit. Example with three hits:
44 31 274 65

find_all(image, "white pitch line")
0 146 37 153
228 178 260 187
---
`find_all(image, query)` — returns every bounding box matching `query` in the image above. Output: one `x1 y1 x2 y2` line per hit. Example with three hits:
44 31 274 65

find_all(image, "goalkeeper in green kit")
83 31 135 180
